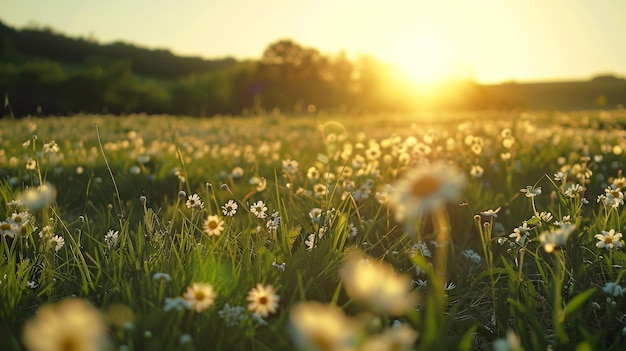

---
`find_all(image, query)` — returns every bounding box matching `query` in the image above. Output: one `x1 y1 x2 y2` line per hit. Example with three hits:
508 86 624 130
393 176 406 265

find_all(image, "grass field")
1 110 626 350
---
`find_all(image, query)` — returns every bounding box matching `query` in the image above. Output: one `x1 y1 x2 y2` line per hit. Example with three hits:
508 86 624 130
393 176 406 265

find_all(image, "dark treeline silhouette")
1 20 625 117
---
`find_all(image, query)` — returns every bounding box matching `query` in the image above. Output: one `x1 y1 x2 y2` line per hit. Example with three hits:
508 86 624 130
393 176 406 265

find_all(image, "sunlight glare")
386 33 452 87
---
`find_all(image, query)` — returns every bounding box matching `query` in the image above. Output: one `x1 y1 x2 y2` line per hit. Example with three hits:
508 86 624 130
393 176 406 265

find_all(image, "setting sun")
386 32 452 86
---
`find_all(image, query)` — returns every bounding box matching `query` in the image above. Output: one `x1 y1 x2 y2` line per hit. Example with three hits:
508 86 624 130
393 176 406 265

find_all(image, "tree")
257 39 333 113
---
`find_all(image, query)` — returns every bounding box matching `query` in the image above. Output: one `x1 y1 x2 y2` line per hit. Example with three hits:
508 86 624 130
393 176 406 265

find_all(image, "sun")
384 32 453 87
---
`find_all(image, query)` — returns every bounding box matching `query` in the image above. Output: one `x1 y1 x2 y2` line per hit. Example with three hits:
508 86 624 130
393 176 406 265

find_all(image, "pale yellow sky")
1 0 625 83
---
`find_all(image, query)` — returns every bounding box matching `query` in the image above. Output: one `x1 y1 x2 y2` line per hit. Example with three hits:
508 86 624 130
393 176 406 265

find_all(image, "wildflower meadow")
1 110 626 350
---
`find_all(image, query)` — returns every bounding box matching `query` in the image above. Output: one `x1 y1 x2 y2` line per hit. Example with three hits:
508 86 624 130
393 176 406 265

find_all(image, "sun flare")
385 32 453 86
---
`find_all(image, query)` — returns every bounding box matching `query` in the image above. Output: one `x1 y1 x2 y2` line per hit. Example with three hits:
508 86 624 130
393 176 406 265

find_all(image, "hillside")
0 20 237 80
483 75 626 110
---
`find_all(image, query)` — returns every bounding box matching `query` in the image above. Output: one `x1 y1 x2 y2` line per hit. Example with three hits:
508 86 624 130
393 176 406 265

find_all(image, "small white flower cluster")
218 303 248 327
462 249 483 264
408 241 432 258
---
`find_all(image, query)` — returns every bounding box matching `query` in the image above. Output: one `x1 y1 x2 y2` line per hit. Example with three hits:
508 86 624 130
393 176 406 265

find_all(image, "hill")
0 20 236 80
483 75 626 110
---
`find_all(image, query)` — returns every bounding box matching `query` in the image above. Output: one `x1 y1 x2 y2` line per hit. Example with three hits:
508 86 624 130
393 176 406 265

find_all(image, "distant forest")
1 20 625 117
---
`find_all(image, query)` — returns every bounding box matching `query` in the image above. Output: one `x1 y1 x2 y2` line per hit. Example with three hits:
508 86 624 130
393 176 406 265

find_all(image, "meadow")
1 110 626 350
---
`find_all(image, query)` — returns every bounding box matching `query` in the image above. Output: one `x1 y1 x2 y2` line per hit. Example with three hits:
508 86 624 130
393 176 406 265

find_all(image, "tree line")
0 20 424 117
1 20 624 117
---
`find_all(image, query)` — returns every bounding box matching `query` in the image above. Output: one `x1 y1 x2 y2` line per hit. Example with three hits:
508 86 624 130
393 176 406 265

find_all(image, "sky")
1 0 625 84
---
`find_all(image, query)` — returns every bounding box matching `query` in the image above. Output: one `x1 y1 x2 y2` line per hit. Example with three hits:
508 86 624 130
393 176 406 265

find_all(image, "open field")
1 110 626 350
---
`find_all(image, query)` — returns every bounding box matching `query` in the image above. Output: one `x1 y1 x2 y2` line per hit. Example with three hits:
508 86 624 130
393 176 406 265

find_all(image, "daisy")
221 200 238 217
104 230 119 248
17 182 57 211
231 166 244 179
246 283 280 317
470 165 484 178
412 143 431 157
375 184 393 204
289 301 360 351
365 146 381 161
8 211 31 226
7 199 23 208
539 223 576 253
26 158 37 170
306 166 320 181
595 229 623 250
182 283 217 313
250 200 268 219
340 248 416 315
50 235 65 252
312 183 328 197
43 140 60 154
203 215 225 236
360 324 419 351
308 208 322 223
389 161 465 232
38 225 53 239
0 221 17 238
22 298 109 351
185 193 204 209
282 159 299 175
502 136 516 149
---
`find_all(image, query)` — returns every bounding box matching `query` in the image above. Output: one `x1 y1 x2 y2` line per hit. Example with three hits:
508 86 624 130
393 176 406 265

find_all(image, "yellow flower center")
60 335 80 351
0 223 12 230
195 291 206 300
411 175 441 198
259 295 268 305
312 333 335 350
208 220 218 230
605 237 613 244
